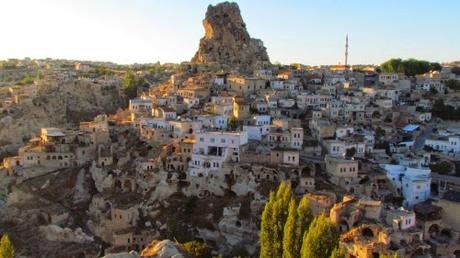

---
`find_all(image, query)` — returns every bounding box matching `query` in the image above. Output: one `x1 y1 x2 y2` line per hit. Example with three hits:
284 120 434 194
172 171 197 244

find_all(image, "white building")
270 80 284 90
325 155 359 186
297 94 333 109
267 127 303 150
168 120 202 137
415 112 432 123
153 107 176 120
385 208 416 230
416 78 445 93
243 125 270 140
183 97 200 108
129 98 153 114
335 126 354 139
196 115 228 130
375 98 393 109
189 131 248 176
381 164 431 207
253 115 271 126
324 139 368 157
379 73 399 85
425 135 460 154
278 98 296 108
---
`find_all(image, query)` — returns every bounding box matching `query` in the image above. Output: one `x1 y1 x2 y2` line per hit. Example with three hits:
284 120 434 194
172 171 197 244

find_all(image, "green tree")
296 196 313 255
282 198 297 258
375 127 385 141
446 79 460 91
181 240 210 258
380 58 403 74
430 87 438 95
432 99 460 121
430 161 453 175
19 73 34 85
260 182 293 258
271 199 284 258
123 71 142 98
381 253 401 258
35 70 44 80
260 192 276 258
380 58 440 76
0 234 14 258
227 116 240 130
329 247 346 258
452 66 460 76
430 62 442 71
300 214 339 258
260 182 315 258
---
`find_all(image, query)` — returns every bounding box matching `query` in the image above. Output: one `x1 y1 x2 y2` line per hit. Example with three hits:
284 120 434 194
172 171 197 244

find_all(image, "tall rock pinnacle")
191 2 270 71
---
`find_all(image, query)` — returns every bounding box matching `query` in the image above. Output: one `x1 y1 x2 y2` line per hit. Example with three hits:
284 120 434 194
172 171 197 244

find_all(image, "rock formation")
0 78 126 161
103 240 184 258
40 225 94 243
191 2 270 72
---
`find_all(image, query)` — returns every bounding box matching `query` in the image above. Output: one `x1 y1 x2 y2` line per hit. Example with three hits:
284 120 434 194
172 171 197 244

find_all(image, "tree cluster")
451 67 460 76
122 71 145 99
446 79 460 91
260 181 339 258
380 58 441 77
90 65 115 76
432 99 460 121
430 161 453 175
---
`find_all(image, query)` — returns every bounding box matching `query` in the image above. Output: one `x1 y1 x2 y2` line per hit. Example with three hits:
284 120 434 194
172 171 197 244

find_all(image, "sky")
1 0 459 65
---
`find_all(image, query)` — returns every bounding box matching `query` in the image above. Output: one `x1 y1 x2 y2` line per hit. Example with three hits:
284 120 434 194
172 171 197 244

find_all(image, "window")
199 137 204 142
210 138 215 143
221 138 225 143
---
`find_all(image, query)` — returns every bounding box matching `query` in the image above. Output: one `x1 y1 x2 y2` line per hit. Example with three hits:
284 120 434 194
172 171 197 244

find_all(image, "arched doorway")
428 224 440 238
453 250 460 258
339 219 348 232
362 227 374 238
114 179 122 190
123 179 132 192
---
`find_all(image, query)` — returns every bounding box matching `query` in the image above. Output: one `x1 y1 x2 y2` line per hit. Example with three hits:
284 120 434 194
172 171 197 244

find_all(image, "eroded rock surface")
191 2 270 72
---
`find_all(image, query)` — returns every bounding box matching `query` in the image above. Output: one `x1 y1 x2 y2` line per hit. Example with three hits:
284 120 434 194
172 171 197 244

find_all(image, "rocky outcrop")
191 2 270 72
103 240 184 258
140 240 185 258
0 78 126 161
40 225 94 243
102 252 139 258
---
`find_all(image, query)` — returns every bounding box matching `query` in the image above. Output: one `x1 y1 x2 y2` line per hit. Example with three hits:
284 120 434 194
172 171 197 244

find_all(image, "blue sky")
1 0 459 65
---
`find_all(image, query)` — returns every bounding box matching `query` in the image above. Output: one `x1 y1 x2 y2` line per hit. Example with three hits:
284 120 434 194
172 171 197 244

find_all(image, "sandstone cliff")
191 2 270 72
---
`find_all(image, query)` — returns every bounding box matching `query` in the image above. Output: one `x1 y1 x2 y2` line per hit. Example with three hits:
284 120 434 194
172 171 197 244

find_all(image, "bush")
430 161 453 175
181 240 210 258
432 99 460 121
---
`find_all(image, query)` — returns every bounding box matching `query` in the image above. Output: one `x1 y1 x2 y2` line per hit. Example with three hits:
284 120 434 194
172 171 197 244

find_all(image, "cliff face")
191 2 270 71
0 79 126 160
